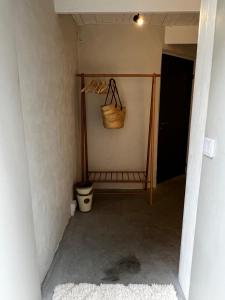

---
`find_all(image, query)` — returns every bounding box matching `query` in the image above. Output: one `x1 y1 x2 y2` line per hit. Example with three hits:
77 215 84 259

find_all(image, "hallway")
42 177 185 300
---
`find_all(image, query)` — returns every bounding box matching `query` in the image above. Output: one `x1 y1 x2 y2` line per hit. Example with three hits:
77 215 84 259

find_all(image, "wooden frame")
77 73 160 203
77 73 160 78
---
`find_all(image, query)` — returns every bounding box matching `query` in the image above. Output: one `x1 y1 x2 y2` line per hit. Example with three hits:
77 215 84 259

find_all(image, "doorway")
157 54 194 183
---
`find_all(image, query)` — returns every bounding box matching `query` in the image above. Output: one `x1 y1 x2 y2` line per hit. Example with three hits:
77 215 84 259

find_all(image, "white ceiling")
55 0 200 14
72 13 199 26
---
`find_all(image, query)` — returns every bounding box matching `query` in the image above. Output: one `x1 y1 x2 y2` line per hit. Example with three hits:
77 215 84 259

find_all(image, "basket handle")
111 79 123 110
104 79 123 110
104 79 116 106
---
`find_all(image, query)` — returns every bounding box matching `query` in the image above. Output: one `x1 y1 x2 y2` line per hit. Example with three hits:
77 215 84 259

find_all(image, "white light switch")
203 137 216 158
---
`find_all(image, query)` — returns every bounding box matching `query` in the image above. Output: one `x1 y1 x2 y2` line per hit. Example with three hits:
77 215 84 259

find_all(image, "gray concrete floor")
42 177 185 300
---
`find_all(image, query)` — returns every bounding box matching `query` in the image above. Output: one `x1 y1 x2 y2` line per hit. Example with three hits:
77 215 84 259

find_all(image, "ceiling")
72 12 199 26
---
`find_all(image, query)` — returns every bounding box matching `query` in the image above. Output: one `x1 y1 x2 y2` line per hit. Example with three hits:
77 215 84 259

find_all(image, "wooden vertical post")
145 74 156 204
145 76 155 190
150 75 156 204
83 86 89 181
81 74 85 182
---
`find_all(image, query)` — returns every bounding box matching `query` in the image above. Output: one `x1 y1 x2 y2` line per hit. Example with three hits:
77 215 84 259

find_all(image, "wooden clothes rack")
77 73 160 203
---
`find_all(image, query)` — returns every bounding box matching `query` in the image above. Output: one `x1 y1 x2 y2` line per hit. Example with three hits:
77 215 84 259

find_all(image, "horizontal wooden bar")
88 171 150 183
96 181 150 183
77 73 161 78
89 179 150 183
94 191 147 195
89 171 147 173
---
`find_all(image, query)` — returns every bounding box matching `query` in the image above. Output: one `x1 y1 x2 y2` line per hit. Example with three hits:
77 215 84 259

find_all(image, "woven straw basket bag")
101 79 126 129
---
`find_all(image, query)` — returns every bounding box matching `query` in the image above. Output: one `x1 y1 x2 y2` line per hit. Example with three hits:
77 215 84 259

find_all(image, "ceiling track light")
133 13 144 26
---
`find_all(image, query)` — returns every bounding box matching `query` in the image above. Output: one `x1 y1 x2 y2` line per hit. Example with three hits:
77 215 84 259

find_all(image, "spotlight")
133 14 144 26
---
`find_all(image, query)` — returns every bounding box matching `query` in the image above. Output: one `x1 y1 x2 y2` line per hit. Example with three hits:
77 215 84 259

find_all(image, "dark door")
157 54 194 183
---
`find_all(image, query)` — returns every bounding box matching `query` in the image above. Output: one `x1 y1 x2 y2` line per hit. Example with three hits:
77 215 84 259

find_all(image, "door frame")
178 0 218 298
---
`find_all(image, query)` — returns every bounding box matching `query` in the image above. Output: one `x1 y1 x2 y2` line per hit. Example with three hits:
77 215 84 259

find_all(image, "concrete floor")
42 177 185 300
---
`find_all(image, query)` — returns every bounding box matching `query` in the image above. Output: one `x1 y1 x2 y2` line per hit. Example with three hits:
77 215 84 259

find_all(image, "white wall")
189 0 225 299
178 0 218 297
0 1 41 299
78 24 164 188
54 0 201 13
165 26 199 44
15 0 78 281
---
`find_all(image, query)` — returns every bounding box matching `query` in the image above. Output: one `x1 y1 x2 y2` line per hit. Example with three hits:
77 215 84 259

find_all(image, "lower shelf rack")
88 171 150 183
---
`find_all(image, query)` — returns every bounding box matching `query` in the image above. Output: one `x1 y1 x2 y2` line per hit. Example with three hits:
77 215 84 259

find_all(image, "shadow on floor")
42 176 186 300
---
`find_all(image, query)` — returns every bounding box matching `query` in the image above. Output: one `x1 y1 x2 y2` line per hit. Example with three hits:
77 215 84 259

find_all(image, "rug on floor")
52 283 178 300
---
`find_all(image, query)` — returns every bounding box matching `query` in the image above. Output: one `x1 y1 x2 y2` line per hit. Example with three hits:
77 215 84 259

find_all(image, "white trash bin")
76 182 93 213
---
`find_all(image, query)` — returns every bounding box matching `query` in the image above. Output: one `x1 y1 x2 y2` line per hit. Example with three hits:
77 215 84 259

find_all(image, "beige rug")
52 283 178 300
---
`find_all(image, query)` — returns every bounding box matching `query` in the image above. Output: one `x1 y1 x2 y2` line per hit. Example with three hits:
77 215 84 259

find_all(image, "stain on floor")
103 255 141 281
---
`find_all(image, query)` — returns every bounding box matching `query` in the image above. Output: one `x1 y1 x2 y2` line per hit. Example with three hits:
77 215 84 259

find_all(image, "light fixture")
133 14 144 26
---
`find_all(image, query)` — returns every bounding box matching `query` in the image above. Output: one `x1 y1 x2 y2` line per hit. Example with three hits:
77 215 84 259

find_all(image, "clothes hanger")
81 80 94 93
99 81 108 94
81 80 108 94
86 80 96 93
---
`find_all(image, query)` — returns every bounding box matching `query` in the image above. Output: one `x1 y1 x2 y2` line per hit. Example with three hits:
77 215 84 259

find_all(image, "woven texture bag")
101 79 126 129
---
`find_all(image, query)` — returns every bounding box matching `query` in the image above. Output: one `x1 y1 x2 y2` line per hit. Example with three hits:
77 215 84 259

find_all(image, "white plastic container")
70 200 77 216
76 185 93 196
76 182 93 212
77 193 93 212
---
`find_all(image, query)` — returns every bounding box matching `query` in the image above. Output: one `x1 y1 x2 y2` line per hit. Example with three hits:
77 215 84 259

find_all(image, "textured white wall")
0 1 41 299
78 24 164 188
165 26 199 44
189 0 225 299
178 0 218 297
15 0 78 281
